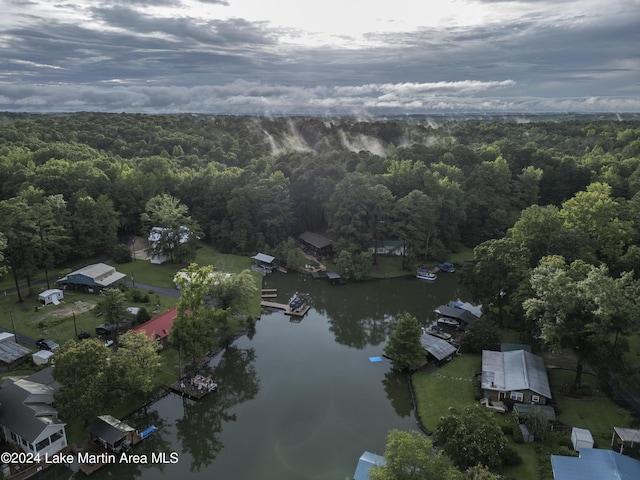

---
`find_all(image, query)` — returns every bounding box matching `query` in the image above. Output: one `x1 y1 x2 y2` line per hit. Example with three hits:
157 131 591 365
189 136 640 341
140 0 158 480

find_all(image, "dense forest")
1 113 640 281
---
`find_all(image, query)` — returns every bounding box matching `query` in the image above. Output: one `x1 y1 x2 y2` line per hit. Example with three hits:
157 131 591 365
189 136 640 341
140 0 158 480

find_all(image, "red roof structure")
132 308 177 342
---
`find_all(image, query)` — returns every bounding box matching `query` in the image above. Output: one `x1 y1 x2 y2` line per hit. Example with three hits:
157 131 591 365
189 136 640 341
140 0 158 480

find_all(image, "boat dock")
260 300 310 317
170 374 218 400
261 288 278 298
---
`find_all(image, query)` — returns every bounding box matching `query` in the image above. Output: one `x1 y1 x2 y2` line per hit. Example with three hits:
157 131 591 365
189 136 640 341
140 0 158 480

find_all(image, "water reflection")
382 371 413 418
176 346 259 471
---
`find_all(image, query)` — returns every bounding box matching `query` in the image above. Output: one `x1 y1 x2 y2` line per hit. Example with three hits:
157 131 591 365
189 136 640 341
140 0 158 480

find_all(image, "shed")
32 350 55 366
38 289 64 306
572 427 594 451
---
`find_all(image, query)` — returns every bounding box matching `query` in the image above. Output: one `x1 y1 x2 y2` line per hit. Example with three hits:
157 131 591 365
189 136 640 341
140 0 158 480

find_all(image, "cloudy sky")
1 0 639 114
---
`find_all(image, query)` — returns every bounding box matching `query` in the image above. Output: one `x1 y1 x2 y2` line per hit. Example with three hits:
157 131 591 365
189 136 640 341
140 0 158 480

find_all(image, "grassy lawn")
549 369 632 447
412 354 481 432
411 355 634 480
0 289 177 345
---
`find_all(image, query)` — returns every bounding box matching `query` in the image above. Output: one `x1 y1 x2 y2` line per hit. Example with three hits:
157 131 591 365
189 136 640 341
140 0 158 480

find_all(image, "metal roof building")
353 451 386 480
551 448 640 480
58 263 126 291
482 349 552 400
420 333 457 361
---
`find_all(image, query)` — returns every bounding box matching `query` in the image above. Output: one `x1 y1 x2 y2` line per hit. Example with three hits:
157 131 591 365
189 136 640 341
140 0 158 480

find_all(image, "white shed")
571 427 594 451
32 350 55 366
38 289 64 305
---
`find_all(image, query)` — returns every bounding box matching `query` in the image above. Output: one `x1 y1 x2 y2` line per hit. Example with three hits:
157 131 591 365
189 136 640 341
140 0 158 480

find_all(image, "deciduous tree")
370 429 464 480
434 405 510 471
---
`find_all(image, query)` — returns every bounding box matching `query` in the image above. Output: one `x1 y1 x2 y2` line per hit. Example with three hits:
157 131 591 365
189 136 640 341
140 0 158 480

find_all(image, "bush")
502 447 522 466
136 307 151 325
112 243 133 264
501 424 514 435
554 446 579 457
512 425 524 444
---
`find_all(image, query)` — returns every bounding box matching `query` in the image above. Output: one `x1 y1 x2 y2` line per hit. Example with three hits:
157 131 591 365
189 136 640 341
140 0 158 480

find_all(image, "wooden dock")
261 288 278 298
260 300 310 317
170 375 218 400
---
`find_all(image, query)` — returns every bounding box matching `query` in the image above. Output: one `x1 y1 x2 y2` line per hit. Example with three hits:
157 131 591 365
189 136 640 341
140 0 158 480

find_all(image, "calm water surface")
42 273 468 480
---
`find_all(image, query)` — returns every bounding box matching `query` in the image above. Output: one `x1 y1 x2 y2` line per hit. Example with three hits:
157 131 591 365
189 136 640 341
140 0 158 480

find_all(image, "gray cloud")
0 0 638 114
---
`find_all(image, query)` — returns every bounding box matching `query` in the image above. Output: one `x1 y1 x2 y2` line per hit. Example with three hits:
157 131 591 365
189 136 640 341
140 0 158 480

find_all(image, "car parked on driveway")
36 338 60 351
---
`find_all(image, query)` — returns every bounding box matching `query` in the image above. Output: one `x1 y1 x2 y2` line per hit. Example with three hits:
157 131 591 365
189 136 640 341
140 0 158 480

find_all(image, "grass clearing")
412 354 480 432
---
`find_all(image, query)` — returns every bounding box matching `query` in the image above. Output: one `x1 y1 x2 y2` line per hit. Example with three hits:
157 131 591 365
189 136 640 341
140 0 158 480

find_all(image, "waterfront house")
368 240 404 256
481 349 552 405
551 448 640 480
57 263 126 293
0 367 68 457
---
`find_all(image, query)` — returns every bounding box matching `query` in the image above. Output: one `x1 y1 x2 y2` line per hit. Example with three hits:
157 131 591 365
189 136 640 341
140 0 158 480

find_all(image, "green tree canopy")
370 429 464 480
434 405 510 471
384 312 425 371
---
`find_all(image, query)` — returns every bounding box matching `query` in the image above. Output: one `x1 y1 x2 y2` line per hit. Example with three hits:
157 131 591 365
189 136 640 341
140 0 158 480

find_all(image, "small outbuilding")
572 427 594 451
38 289 64 306
32 350 55 366
298 231 333 258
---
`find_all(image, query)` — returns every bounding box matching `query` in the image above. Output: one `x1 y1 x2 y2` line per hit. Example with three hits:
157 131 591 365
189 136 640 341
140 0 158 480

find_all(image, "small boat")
416 268 437 281
423 325 452 340
437 317 460 327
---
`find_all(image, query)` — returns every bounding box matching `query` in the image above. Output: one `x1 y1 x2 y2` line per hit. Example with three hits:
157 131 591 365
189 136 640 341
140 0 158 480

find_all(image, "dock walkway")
260 300 310 317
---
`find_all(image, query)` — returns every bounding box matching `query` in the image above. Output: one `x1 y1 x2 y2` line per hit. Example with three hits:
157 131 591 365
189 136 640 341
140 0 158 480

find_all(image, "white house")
368 240 405 256
0 367 67 457
38 289 64 306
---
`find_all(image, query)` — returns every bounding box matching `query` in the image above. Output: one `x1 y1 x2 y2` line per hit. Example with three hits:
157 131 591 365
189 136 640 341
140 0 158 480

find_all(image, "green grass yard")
412 354 481 432
411 355 634 480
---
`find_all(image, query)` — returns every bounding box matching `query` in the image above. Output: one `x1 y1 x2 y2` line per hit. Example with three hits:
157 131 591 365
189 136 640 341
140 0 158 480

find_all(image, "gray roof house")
0 366 67 457
481 349 552 405
57 263 126 293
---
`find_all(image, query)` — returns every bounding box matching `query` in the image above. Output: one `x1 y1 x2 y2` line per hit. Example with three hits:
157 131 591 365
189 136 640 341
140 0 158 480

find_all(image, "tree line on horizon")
1 113 640 288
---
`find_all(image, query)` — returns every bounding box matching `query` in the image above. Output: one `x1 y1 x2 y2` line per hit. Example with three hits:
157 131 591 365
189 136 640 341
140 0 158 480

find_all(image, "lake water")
40 272 468 480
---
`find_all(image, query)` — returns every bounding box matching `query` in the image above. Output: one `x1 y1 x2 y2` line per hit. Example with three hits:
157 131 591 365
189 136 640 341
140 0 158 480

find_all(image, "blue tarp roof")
552 448 640 480
353 451 386 480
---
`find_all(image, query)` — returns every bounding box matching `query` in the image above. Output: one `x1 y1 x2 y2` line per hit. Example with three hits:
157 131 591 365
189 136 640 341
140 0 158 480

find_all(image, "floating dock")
260 300 310 317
